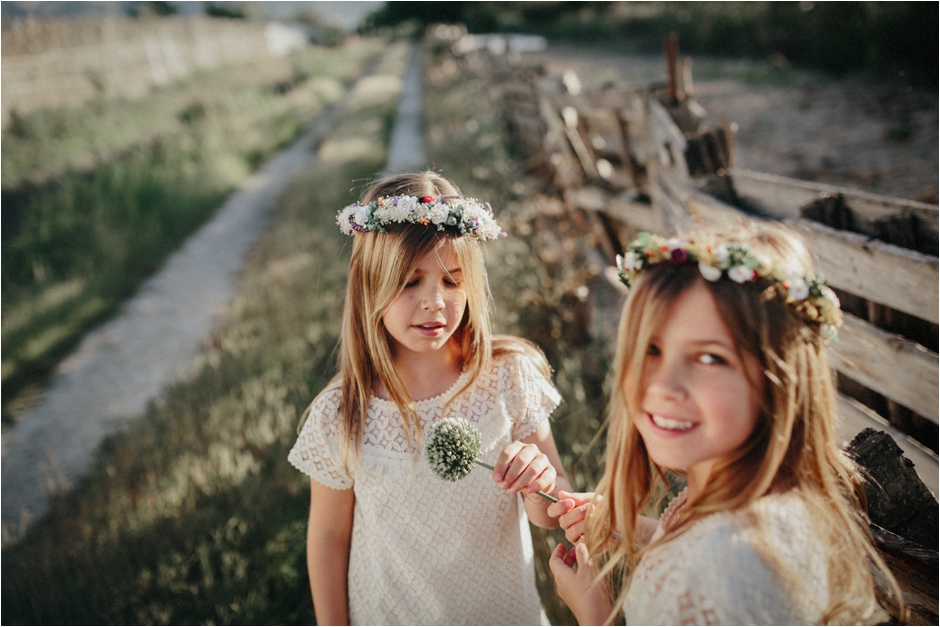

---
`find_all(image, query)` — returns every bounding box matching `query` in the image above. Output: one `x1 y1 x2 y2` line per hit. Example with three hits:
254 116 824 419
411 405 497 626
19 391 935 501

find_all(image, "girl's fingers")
563 544 578 567
502 445 539 488
546 498 575 519
497 443 555 493
548 543 571 575
491 441 524 482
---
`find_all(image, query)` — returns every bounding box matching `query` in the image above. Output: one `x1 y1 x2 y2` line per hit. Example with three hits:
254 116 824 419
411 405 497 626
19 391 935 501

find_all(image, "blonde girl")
548 222 899 625
288 171 570 625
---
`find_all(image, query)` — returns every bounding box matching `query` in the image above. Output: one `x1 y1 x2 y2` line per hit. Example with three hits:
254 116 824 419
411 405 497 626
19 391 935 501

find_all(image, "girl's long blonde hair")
587 221 900 624
309 171 550 466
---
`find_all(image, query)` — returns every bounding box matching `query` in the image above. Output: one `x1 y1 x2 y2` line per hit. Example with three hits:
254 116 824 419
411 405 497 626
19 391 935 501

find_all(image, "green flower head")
424 417 482 482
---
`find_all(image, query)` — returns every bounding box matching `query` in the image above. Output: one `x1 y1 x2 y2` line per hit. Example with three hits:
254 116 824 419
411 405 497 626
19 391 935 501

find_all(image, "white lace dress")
288 352 561 626
623 490 829 625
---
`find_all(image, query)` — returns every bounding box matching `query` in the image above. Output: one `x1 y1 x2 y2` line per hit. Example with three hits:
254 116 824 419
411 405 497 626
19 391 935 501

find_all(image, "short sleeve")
287 384 354 490
499 352 562 441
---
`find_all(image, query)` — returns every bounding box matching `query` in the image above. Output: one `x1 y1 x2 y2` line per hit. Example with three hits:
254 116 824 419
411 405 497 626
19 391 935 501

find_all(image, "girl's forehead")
427 239 460 265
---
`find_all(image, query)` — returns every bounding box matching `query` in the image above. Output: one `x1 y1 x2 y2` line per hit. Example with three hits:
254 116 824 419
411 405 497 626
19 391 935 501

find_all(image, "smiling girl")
288 171 570 625
548 223 900 625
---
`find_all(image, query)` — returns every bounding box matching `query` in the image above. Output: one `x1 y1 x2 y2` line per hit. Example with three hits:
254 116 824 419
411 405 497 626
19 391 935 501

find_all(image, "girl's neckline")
371 369 471 408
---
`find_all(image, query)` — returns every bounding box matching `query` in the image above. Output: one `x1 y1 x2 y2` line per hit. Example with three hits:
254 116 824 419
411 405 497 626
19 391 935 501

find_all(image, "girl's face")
631 280 763 495
382 240 467 362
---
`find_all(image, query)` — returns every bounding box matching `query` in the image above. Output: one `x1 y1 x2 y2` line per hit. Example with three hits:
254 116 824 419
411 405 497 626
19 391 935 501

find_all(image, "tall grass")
1 39 409 624
1 38 385 422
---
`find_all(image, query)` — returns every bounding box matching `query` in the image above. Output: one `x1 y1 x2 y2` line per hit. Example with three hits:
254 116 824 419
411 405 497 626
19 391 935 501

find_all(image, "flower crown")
616 232 843 340
337 195 505 241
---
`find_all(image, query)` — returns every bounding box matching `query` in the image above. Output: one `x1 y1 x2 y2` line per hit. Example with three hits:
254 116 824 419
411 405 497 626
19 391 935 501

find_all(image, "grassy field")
1 37 385 423
2 37 616 624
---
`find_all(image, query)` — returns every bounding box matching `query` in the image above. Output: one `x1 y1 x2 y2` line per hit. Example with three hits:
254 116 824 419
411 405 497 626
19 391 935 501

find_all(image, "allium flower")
424 418 482 482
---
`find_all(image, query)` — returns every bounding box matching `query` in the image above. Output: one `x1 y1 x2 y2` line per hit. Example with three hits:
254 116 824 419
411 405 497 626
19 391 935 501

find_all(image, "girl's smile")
632 280 763 496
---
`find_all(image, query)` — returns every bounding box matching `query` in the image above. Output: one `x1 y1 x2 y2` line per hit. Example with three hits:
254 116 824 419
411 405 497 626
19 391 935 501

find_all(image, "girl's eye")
646 343 661 357
405 278 419 288
699 353 727 366
444 277 460 287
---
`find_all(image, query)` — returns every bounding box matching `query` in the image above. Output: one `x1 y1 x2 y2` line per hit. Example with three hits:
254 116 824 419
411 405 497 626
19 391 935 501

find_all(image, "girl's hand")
492 440 557 500
549 542 613 625
547 491 595 544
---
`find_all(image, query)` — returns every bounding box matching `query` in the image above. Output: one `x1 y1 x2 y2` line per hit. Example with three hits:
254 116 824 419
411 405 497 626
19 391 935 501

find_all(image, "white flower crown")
616 232 843 340
337 195 505 242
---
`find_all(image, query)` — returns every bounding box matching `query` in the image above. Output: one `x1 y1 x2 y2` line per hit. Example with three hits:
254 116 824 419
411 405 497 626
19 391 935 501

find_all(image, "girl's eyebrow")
676 336 737 351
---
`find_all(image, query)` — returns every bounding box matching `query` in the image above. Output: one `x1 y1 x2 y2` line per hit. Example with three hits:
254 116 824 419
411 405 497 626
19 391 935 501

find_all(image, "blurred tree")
205 2 246 20
127 1 178 18
360 1 937 84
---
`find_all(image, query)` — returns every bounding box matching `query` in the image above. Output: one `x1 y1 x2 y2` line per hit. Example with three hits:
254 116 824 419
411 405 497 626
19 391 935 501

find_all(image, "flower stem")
474 460 558 503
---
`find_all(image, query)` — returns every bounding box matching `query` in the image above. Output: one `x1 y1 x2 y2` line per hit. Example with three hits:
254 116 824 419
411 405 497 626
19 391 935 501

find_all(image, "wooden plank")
567 186 666 234
838 394 938 498
829 314 939 423
787 218 939 324
731 167 939 239
647 98 690 179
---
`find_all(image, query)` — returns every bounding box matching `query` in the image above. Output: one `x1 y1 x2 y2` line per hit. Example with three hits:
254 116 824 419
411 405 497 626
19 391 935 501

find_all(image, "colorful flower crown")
337 195 505 241
616 232 843 340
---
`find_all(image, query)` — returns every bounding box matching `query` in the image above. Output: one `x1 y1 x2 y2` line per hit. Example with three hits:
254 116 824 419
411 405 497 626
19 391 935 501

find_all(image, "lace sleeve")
287 385 353 490
500 353 562 441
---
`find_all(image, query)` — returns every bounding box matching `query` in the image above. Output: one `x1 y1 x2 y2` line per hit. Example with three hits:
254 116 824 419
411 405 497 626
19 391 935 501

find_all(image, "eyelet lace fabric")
288 352 561 625
624 490 829 625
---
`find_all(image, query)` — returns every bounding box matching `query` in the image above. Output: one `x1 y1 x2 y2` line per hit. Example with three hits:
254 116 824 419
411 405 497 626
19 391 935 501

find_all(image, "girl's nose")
643 360 686 402
421 285 445 310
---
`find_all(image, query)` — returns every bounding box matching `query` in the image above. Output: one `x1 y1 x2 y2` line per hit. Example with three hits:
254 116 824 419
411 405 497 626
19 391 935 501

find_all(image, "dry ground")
532 46 939 203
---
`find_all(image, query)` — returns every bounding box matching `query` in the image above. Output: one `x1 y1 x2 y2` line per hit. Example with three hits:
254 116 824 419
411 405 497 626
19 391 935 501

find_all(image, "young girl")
548 223 900 625
288 171 570 625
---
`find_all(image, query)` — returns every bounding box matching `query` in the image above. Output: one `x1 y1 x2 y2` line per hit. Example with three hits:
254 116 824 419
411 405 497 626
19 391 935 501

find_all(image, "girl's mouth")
414 322 445 335
650 414 694 432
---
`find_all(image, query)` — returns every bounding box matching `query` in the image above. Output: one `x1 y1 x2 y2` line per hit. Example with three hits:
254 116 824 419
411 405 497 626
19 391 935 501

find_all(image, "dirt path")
1 47 424 536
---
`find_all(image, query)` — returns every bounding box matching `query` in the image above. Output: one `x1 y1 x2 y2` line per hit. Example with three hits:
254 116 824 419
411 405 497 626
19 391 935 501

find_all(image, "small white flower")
787 278 810 301
427 203 449 225
354 206 372 226
622 251 644 271
615 254 624 272
714 244 730 266
396 195 419 214
821 324 838 340
728 265 755 283
821 285 840 308
698 262 722 282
